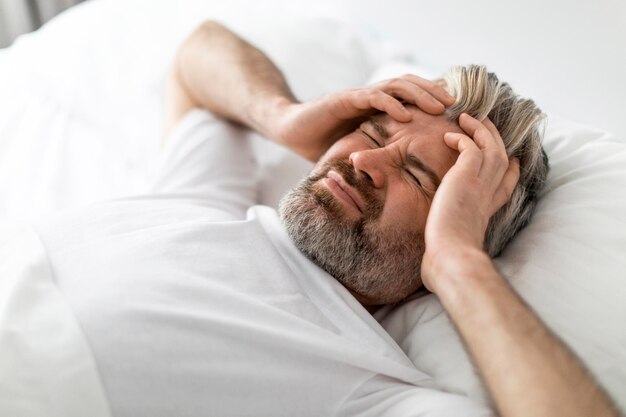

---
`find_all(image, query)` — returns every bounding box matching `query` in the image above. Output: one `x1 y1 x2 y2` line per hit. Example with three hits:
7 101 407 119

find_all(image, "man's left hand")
421 113 520 293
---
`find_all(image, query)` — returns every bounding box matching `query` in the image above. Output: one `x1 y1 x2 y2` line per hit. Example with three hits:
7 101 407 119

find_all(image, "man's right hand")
174 22 454 162
270 75 456 162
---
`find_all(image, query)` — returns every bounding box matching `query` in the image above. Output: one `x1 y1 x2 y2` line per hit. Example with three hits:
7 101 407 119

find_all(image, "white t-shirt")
31 110 492 416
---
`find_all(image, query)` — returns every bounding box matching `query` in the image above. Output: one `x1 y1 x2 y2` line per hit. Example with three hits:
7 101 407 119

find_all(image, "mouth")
323 170 365 215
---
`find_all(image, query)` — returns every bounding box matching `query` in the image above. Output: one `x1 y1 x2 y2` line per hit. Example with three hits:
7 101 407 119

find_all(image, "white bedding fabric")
0 223 111 417
374 114 626 407
23 110 494 416
0 0 380 221
0 0 625 414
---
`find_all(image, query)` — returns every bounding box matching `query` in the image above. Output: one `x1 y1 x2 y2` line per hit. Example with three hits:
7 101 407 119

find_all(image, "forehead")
370 104 463 141
369 106 462 180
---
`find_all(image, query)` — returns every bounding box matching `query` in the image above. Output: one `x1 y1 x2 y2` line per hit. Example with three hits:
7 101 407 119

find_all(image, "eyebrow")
407 154 441 188
370 119 390 140
367 118 441 188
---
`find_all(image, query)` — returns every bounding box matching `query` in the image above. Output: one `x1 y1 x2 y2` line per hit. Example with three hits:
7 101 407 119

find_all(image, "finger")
490 157 521 215
443 132 483 176
378 78 446 115
399 74 456 106
457 113 510 185
458 113 504 151
366 90 413 122
349 89 412 122
482 117 504 149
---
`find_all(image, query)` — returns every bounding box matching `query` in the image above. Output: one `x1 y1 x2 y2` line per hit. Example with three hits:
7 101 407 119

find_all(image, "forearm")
175 21 296 138
431 250 619 417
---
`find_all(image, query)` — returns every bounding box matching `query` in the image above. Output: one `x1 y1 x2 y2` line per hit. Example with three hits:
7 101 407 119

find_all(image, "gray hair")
439 65 549 256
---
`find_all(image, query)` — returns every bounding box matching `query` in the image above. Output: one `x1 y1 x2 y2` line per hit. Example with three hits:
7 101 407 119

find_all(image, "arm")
166 21 455 160
434 251 619 417
165 21 296 140
422 114 621 417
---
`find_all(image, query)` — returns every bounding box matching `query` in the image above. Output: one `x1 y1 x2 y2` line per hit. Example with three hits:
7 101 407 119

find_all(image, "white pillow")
375 114 626 410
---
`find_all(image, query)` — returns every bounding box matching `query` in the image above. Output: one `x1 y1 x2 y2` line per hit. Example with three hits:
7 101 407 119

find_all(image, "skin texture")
168 20 622 417
316 107 462 236
279 107 466 305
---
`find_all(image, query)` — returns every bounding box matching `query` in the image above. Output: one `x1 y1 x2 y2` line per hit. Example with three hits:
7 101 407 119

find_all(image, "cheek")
318 136 367 166
378 185 428 234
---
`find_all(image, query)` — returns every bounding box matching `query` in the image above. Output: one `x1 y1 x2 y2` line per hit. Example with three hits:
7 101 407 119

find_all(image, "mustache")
307 159 383 219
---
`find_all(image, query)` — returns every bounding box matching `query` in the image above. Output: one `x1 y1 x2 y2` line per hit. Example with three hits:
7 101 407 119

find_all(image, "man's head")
279 65 549 306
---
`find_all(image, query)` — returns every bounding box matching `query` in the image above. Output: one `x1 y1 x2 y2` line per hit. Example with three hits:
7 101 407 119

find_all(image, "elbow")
197 20 230 37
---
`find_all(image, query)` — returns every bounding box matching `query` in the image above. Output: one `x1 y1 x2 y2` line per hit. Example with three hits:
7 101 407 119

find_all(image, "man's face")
279 105 462 306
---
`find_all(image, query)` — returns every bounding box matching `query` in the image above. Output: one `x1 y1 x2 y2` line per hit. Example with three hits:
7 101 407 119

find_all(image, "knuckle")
497 152 510 166
464 141 482 155
365 89 382 100
383 93 400 105
488 149 508 164
349 89 367 100
503 184 515 201
476 125 491 137
415 89 430 99
385 78 404 90
470 147 483 158
401 73 423 83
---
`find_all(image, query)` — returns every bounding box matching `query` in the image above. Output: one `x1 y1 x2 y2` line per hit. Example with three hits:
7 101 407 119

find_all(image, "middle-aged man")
31 21 620 417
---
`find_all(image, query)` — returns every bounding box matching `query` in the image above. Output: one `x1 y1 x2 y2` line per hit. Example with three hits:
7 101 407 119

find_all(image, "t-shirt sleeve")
151 109 258 216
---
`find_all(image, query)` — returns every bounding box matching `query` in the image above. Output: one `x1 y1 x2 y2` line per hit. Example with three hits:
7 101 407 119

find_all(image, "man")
33 20 619 416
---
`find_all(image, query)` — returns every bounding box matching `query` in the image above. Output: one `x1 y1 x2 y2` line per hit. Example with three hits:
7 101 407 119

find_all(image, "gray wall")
324 0 626 137
0 0 84 48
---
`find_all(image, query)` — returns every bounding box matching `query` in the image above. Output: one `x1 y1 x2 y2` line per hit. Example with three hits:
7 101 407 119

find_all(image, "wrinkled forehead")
369 105 462 180
371 104 462 137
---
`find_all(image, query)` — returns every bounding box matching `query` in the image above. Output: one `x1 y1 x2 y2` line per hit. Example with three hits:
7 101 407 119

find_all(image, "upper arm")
163 21 224 141
163 62 198 141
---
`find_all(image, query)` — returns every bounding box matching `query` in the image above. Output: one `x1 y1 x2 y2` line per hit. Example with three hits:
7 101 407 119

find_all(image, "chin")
279 168 425 307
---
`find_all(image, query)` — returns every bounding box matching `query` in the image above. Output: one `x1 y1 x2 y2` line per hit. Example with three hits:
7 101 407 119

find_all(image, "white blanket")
0 223 111 417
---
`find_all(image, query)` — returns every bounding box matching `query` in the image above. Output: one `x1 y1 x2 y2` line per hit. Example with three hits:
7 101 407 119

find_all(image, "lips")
324 170 366 214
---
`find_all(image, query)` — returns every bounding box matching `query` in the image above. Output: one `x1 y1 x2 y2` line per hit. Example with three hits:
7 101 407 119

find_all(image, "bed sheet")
0 223 111 417
0 0 625 414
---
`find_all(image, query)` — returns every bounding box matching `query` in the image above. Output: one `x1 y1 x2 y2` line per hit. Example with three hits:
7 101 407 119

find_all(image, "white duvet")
0 0 625 415
0 223 111 417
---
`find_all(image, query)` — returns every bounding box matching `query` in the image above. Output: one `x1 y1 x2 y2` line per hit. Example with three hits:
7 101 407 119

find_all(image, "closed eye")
360 129 381 147
360 129 423 189
405 169 423 188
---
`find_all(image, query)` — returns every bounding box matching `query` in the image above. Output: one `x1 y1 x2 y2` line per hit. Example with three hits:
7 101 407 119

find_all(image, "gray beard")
278 160 425 305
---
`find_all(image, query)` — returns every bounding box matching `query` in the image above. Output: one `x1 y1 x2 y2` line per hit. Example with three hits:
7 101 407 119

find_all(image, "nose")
349 148 389 189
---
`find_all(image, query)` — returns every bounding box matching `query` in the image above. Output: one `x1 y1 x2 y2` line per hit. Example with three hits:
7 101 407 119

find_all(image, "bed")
1 0 625 415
